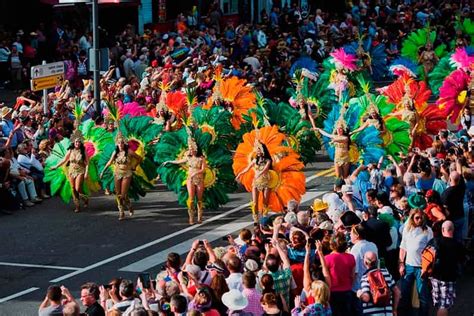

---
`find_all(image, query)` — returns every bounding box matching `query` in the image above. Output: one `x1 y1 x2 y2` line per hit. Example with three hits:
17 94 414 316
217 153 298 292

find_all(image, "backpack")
421 238 439 279
367 269 391 306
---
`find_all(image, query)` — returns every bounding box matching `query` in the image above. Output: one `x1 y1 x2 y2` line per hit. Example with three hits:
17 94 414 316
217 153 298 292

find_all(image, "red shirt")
325 252 355 292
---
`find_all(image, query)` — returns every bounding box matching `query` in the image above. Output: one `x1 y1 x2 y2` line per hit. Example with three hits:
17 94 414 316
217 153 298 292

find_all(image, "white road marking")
0 287 40 304
50 175 323 283
120 190 325 272
120 220 254 272
0 262 81 271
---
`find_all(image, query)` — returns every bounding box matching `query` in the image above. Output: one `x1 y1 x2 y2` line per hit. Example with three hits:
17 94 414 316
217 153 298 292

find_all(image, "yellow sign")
30 74 64 91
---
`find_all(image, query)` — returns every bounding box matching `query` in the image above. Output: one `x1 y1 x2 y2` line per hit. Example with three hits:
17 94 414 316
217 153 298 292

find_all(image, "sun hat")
222 289 249 311
407 193 427 209
0 107 12 119
311 198 329 212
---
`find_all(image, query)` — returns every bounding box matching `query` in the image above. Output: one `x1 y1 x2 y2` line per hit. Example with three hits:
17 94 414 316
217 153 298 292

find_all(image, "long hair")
369 111 385 132
68 142 86 161
310 280 330 307
256 143 272 165
405 208 429 232
115 142 129 156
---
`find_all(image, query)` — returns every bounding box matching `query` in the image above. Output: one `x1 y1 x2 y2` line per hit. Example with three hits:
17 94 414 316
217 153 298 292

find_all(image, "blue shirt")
0 119 18 147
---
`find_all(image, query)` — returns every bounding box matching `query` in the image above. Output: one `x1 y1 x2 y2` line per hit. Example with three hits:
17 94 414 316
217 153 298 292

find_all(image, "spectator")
222 289 251 316
242 271 264 315
430 221 466 316
80 282 105 316
399 209 433 316
112 279 139 312
170 294 188 315
357 251 401 315
324 232 356 316
441 171 466 242
350 224 378 292
292 279 332 316
38 285 64 316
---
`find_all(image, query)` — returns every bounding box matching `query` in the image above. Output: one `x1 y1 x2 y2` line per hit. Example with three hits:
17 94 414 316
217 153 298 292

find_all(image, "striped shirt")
360 268 395 315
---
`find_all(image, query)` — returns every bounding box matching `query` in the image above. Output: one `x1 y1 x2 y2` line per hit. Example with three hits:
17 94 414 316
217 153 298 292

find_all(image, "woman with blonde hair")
398 208 433 316
292 280 331 315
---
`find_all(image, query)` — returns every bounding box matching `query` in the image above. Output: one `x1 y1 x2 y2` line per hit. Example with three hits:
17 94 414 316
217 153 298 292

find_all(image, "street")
0 158 337 315
0 156 473 315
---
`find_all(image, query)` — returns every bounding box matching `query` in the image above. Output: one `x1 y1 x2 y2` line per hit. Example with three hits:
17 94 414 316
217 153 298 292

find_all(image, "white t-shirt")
226 272 243 291
400 226 433 267
350 239 378 291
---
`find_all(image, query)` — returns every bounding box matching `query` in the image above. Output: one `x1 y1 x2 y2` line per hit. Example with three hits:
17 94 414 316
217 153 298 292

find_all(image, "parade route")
0 160 334 315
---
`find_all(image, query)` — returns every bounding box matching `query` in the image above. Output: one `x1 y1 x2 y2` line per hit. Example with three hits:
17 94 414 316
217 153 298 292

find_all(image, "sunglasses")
414 216 422 220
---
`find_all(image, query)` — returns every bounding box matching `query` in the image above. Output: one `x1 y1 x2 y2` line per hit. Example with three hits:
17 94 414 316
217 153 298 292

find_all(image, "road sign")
31 74 64 92
31 62 64 79
88 48 110 72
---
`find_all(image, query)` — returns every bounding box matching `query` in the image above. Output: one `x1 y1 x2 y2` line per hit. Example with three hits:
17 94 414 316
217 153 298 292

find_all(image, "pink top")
324 252 355 292
242 288 264 315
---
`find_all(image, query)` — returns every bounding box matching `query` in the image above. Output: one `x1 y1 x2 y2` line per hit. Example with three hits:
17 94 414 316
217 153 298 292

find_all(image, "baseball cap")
19 105 30 112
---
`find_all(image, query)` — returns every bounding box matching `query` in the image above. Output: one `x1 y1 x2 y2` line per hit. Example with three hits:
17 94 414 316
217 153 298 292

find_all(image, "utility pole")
92 0 101 115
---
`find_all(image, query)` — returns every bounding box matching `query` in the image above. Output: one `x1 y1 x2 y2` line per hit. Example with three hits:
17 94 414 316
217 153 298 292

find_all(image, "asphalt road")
0 157 338 315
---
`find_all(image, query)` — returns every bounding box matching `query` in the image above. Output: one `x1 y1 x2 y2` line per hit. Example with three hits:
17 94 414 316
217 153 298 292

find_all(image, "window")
221 0 239 14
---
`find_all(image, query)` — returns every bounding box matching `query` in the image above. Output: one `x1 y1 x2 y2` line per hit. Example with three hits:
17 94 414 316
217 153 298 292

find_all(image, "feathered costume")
349 91 410 159
233 125 306 214
322 104 385 165
155 126 236 210
344 37 388 80
401 27 447 79
98 116 162 200
205 75 257 129
289 56 318 77
454 17 474 46
381 77 446 149
44 103 111 204
44 128 102 206
401 28 447 62
247 95 321 165
318 49 357 101
428 47 474 96
389 57 419 78
437 69 471 123
191 105 236 148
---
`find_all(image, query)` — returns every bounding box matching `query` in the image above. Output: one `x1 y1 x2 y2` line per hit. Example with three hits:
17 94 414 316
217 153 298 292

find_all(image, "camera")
198 240 204 246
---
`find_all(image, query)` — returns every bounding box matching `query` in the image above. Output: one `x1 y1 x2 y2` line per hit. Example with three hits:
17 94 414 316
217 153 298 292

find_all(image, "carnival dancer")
233 125 306 222
162 133 207 225
50 129 89 213
317 117 351 179
100 132 141 220
419 41 439 81
235 139 272 222
388 85 419 147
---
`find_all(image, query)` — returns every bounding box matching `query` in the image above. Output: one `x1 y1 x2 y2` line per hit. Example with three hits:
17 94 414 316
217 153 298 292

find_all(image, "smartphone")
198 240 204 246
139 272 151 289
103 284 112 290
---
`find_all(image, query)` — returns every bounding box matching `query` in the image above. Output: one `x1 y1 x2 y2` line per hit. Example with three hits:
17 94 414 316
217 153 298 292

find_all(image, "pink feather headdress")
330 48 358 71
